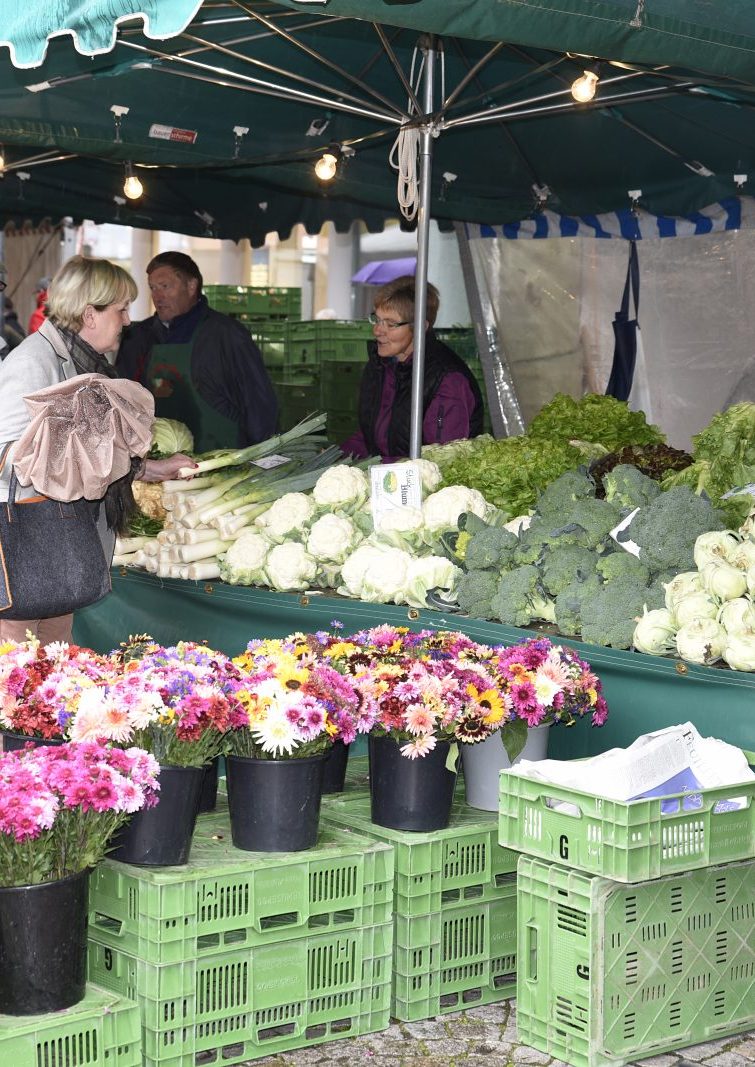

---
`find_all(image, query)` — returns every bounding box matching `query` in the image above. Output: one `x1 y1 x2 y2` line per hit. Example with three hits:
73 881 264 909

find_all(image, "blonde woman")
0 255 194 644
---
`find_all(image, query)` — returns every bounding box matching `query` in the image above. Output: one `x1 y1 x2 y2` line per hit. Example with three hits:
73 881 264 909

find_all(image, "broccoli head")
549 496 622 551
540 545 598 598
512 524 549 567
595 550 651 586
602 464 662 511
490 565 556 628
618 486 726 574
464 525 519 570
553 574 602 637
455 569 499 619
580 576 667 649
534 470 596 522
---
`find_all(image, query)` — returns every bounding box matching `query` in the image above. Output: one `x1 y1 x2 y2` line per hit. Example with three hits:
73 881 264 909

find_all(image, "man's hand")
138 453 197 483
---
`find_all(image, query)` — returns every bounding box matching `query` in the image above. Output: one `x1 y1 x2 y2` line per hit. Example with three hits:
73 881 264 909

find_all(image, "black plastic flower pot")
1 730 64 751
369 734 458 831
109 764 204 866
226 754 326 852
321 740 350 794
0 868 89 1015
197 756 220 813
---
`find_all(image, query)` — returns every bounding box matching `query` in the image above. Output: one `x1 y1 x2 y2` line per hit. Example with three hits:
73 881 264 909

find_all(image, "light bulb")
571 70 599 103
314 151 338 182
123 166 144 200
0 149 5 171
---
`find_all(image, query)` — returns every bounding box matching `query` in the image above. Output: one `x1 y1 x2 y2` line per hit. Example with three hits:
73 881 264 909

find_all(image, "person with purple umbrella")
341 276 484 461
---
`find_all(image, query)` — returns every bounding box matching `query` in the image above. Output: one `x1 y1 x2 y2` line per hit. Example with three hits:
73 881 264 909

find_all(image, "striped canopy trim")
465 198 743 240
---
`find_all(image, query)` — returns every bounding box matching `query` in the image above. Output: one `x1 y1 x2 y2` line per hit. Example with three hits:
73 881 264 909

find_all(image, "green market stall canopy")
2 2 755 239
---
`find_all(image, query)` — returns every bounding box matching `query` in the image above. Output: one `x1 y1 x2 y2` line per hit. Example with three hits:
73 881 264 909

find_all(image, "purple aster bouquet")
68 638 249 767
0 741 159 887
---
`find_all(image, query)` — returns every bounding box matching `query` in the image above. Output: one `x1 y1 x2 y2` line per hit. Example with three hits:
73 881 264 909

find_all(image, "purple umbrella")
352 257 416 284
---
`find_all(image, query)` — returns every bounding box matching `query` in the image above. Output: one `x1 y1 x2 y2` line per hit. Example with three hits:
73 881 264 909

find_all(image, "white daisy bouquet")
228 641 346 759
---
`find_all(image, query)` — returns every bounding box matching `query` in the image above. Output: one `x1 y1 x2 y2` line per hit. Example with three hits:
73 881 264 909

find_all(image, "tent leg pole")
409 37 436 460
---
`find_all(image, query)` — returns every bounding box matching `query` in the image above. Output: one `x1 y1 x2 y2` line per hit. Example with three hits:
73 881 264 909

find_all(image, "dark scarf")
57 325 140 535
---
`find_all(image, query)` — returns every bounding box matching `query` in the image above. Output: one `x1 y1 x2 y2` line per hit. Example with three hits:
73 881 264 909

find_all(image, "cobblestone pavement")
247 1004 755 1067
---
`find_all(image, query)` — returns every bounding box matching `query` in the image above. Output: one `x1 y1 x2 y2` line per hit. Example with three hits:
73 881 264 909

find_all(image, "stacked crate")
0 985 143 1067
87 806 394 1066
498 772 755 1067
322 791 519 1020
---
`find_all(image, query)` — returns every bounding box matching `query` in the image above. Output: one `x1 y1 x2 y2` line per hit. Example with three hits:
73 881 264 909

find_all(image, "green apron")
147 338 239 453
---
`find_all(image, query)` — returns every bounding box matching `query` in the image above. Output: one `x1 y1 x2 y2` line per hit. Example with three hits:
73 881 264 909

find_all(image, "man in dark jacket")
117 252 278 452
342 276 483 460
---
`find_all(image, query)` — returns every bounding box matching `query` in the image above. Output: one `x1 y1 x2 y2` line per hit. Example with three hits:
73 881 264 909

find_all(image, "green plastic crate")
516 855 755 1067
89 821 393 965
0 984 142 1067
498 771 755 882
319 359 363 412
392 891 517 1021
316 322 372 363
243 321 290 366
205 286 301 319
434 327 478 363
323 794 518 915
88 922 392 1066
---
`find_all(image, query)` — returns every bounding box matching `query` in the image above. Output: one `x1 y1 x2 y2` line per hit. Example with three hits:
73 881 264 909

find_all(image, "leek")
177 413 327 477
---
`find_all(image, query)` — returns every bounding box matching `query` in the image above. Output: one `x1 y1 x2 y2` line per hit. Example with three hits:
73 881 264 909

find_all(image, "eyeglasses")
369 313 410 329
0 281 6 293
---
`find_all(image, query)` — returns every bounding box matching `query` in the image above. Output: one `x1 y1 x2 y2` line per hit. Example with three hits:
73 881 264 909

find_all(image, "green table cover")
74 571 755 759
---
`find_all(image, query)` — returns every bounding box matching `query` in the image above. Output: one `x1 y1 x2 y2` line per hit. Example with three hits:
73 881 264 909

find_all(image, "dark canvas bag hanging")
606 240 640 402
0 444 111 620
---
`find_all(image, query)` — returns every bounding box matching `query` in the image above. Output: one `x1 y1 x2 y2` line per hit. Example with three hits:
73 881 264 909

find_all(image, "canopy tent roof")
2 2 755 240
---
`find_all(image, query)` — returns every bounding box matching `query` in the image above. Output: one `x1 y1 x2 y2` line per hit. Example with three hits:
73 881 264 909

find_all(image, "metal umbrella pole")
408 35 437 460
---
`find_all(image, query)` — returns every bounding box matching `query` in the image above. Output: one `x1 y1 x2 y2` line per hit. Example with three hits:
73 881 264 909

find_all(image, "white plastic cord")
389 48 424 222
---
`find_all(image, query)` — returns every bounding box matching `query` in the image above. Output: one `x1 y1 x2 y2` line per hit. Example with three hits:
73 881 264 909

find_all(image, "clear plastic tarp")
463 200 755 449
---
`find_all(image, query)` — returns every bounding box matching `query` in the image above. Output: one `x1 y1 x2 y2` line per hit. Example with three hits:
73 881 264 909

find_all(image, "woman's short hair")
47 256 138 332
373 275 440 328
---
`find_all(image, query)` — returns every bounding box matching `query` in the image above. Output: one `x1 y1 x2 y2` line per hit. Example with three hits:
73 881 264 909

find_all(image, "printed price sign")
370 462 422 530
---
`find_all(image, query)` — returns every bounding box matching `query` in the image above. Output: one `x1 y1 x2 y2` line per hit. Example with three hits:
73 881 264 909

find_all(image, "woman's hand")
138 454 198 483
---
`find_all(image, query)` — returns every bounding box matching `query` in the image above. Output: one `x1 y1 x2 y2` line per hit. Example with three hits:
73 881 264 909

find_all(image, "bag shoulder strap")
0 443 12 474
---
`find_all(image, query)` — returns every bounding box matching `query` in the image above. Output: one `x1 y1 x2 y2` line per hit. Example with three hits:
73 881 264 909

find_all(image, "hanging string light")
123 162 143 200
571 68 600 103
314 147 339 182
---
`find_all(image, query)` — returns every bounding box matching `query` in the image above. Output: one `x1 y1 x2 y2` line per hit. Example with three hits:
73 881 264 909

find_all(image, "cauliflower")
306 513 361 564
373 506 424 551
265 542 318 591
422 486 490 532
255 492 315 543
313 466 370 513
402 556 462 609
338 544 391 599
393 458 442 493
219 529 270 586
338 544 412 603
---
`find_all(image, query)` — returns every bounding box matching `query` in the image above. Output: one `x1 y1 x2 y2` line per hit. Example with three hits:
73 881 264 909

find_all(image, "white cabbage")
700 561 748 602
632 607 677 656
693 531 739 569
718 597 755 635
673 591 720 627
675 618 726 665
663 572 702 612
150 417 193 456
723 632 755 671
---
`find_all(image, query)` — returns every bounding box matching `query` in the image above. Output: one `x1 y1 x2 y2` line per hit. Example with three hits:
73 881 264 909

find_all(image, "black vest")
357 332 484 458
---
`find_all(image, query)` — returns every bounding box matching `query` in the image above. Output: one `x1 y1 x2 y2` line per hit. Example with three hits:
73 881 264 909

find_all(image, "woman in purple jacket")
342 277 484 461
